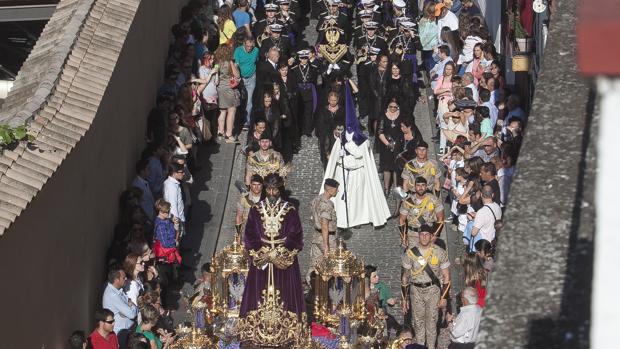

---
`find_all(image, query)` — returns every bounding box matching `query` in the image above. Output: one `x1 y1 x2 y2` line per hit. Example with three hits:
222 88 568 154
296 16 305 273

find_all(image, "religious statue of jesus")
239 173 305 317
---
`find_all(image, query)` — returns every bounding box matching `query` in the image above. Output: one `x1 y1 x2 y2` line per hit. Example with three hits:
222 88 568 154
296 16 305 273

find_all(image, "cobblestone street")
210 18 456 349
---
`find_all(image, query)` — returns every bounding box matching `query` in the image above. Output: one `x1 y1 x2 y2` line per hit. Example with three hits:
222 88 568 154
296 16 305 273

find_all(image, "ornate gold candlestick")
314 238 366 328
211 229 249 319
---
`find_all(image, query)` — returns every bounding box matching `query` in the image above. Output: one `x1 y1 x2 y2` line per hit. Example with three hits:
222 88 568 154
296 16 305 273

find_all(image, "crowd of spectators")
424 1 527 347
63 0 532 347
65 1 229 348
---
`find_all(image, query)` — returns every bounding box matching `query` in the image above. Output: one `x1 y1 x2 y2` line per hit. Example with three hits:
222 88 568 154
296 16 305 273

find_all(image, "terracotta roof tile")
23 147 64 166
35 132 74 152
1 176 40 199
0 217 12 232
0 0 141 236
20 151 58 172
0 208 18 223
53 112 92 131
0 0 94 125
48 117 88 136
0 187 31 208
9 162 52 185
3 167 44 191
0 199 21 216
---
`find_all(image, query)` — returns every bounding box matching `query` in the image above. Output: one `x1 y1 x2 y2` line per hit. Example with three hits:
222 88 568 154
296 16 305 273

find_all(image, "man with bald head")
470 184 502 248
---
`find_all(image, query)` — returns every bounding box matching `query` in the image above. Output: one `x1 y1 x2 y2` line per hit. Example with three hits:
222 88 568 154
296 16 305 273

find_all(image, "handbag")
230 76 240 89
485 204 504 231
238 78 248 101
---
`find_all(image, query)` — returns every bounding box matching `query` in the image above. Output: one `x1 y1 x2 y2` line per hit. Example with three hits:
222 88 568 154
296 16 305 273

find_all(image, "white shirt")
123 278 143 306
449 159 465 187
473 202 502 241
437 10 459 39
458 36 484 65
199 66 218 101
450 304 483 343
164 176 185 222
430 56 454 89
451 181 466 215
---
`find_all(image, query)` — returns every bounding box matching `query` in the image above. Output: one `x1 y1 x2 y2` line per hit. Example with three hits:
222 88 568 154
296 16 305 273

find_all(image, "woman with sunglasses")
123 253 146 306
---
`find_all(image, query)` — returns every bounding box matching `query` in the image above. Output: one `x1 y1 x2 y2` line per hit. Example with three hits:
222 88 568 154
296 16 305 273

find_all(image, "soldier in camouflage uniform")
235 174 264 230
401 224 451 349
401 141 441 195
245 134 287 185
307 178 339 281
399 177 444 247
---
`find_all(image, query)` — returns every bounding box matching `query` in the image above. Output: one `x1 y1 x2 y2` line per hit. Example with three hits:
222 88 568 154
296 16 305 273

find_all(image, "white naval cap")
393 0 406 8
364 21 379 29
269 23 284 32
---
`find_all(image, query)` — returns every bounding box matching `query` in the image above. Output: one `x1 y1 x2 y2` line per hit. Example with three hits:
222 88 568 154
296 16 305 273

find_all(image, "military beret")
250 174 264 184
324 178 340 188
418 224 433 233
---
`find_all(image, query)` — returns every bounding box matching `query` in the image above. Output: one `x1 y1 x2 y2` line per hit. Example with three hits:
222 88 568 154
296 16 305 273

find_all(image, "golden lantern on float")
211 225 249 319
171 324 217 349
314 238 366 329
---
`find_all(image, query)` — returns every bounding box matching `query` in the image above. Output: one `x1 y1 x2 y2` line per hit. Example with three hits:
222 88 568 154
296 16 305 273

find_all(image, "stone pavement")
171 141 238 322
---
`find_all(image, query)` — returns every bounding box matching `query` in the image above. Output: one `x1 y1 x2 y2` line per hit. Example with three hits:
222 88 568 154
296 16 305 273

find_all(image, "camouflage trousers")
307 231 336 282
412 284 440 349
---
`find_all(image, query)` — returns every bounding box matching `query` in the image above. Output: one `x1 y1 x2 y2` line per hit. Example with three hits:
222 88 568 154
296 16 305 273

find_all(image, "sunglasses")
104 319 115 324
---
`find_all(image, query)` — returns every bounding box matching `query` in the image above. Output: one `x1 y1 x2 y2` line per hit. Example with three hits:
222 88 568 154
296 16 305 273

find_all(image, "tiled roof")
0 0 140 236
0 0 95 126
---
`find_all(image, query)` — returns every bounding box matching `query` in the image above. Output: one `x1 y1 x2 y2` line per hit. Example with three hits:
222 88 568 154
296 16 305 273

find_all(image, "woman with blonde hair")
462 252 487 307
419 2 439 72
214 43 241 142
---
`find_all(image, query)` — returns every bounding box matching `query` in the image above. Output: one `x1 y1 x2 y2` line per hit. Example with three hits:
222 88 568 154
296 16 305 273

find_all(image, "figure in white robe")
321 133 391 228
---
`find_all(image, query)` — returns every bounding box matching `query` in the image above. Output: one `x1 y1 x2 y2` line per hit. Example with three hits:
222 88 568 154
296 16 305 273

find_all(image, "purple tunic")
239 200 305 317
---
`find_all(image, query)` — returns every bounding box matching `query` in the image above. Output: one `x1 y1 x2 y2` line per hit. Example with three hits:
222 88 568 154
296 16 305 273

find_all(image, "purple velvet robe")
239 200 305 317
